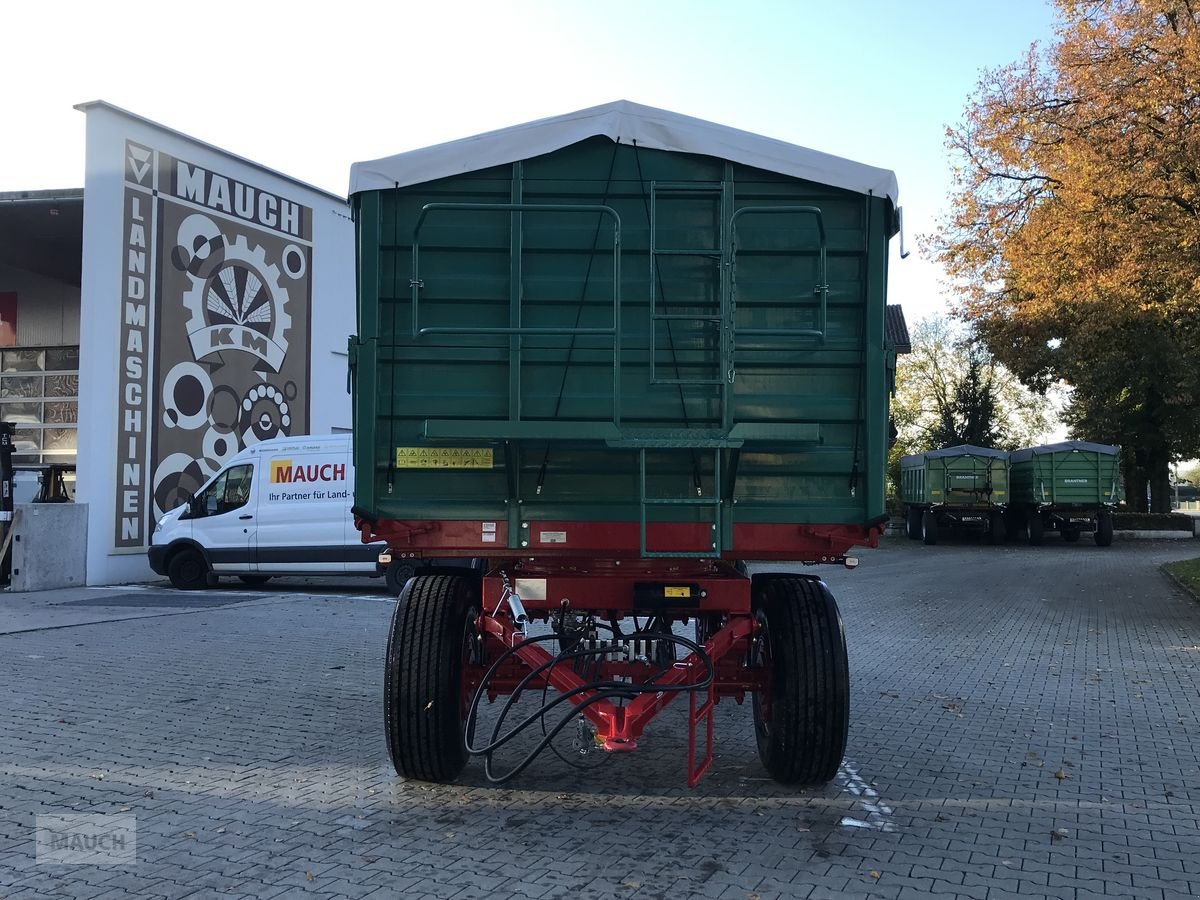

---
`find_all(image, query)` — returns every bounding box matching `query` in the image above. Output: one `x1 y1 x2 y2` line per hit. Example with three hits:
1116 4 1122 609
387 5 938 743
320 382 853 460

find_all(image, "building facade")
0 103 356 585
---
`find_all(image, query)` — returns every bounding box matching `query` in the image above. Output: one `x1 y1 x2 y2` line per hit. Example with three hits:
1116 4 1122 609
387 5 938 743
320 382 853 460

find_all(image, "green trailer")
349 101 900 787
899 445 1009 545
1008 440 1120 546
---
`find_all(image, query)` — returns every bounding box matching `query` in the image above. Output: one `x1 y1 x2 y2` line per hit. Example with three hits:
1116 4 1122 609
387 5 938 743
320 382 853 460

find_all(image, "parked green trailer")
1008 441 1120 546
349 101 900 786
900 445 1009 545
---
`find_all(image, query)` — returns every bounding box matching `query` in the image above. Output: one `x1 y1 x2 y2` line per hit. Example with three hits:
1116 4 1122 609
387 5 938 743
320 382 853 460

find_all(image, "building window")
0 346 79 464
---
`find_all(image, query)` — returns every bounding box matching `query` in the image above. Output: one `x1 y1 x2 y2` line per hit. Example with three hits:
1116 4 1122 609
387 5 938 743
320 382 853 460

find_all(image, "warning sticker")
395 447 493 469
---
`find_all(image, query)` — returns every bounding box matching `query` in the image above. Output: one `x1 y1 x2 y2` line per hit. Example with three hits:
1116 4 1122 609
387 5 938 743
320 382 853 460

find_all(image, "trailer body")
899 445 1009 543
349 101 899 786
1008 440 1120 545
902 444 1012 542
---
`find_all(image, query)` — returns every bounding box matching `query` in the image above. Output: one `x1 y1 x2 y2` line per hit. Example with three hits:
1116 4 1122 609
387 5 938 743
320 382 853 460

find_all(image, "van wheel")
238 575 273 586
385 559 418 596
168 548 210 591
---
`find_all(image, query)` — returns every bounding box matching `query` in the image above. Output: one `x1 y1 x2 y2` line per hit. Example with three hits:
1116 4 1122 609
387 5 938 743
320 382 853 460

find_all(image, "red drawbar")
476 611 755 762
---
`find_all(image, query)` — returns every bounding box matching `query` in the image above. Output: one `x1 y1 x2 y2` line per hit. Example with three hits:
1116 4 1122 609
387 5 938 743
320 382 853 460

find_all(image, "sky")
1 0 1061 325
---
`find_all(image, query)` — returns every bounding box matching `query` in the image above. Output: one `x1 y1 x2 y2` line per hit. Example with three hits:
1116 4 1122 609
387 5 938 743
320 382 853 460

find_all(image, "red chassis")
470 560 757 786
368 519 880 786
361 518 879 563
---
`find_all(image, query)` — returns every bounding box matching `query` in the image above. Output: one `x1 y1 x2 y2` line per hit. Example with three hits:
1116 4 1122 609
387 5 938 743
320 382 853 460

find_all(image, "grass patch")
1166 558 1200 596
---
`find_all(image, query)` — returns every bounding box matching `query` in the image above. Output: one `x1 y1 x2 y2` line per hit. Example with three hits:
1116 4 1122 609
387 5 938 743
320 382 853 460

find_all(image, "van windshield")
195 464 253 517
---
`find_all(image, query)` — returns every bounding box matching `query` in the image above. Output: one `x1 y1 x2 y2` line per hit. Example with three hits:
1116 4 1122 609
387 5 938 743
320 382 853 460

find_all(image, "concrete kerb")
1116 529 1197 540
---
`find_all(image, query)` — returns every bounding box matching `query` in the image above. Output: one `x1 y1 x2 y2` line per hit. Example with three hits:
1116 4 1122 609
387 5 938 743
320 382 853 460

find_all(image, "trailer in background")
349 101 900 786
900 445 1009 545
1008 441 1120 546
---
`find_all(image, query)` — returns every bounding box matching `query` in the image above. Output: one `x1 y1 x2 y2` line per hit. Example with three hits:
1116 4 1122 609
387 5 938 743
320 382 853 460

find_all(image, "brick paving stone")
1 541 1200 898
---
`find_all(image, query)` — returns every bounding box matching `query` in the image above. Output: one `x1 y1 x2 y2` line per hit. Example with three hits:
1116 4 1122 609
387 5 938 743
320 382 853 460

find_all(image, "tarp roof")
349 100 900 205
1010 440 1120 463
901 445 1009 466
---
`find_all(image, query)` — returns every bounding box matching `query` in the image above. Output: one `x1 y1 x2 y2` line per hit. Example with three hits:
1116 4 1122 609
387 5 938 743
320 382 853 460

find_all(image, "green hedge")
1113 512 1195 531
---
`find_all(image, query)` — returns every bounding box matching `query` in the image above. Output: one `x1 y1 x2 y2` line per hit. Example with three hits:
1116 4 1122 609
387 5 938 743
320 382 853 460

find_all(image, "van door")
188 462 257 574
257 447 352 574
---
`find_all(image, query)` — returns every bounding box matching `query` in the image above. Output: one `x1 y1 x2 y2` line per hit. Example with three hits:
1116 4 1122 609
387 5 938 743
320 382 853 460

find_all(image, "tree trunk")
1148 446 1173 514
1122 454 1149 512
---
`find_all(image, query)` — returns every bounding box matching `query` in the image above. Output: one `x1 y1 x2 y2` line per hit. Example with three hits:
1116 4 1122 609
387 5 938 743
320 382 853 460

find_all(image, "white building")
0 102 355 585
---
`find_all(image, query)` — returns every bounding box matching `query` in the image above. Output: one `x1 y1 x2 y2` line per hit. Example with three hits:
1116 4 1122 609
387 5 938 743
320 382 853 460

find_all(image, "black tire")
751 575 849 784
384 574 479 783
238 575 273 586
167 548 209 591
922 509 938 545
1095 513 1114 547
385 559 418 596
1062 528 1080 543
1027 512 1045 546
987 511 1006 545
905 507 922 540
1005 511 1024 542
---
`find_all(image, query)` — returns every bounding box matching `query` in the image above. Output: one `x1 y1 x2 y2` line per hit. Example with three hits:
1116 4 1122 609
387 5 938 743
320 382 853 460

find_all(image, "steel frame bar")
476 612 753 747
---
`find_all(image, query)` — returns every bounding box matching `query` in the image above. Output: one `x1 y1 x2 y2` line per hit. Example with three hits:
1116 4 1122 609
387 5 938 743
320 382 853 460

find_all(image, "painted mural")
115 141 312 548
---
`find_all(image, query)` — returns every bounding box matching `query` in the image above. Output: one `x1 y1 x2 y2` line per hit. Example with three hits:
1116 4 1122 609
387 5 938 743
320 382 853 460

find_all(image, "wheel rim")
459 606 481 720
751 609 773 743
179 556 202 585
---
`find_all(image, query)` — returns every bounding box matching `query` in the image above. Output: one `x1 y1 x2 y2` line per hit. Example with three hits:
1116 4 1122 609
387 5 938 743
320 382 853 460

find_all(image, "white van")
148 433 388 590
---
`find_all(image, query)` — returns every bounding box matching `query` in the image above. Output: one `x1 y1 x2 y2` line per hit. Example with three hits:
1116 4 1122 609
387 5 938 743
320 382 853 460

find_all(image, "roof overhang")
0 189 84 286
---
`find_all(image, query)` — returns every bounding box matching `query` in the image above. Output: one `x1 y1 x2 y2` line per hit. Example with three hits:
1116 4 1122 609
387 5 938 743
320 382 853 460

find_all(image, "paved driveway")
1 538 1199 899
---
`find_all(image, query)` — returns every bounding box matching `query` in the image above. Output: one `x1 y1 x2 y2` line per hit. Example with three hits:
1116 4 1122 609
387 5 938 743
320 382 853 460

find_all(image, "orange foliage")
933 0 1200 508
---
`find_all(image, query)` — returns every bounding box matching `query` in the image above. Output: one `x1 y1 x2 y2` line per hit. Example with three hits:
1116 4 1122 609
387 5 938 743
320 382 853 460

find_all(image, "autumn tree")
888 316 1056 492
1180 460 1200 485
933 0 1200 512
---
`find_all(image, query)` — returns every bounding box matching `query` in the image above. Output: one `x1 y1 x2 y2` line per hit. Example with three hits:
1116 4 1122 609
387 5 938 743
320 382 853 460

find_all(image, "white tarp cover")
349 100 899 203
1009 440 1120 463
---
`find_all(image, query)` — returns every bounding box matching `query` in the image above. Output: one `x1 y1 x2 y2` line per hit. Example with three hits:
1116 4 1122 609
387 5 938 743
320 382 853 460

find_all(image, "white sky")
1 0 1059 324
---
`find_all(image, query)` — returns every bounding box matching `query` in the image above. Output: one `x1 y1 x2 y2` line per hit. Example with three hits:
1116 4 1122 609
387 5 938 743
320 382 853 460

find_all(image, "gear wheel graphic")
238 382 292 447
181 234 292 366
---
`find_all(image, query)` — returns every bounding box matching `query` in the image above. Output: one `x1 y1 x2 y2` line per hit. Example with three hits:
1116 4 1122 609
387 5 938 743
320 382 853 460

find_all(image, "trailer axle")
466 607 754 785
